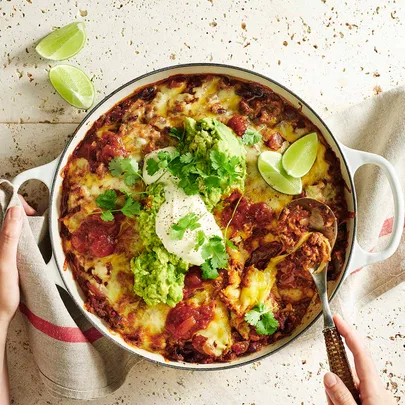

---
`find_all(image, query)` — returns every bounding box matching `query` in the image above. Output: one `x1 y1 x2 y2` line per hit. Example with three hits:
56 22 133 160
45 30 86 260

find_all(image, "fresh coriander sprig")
194 230 207 251
170 213 202 240
199 235 229 280
210 150 243 188
146 150 180 176
244 303 279 335
96 190 141 221
145 146 244 199
241 128 262 146
169 127 184 141
109 157 144 186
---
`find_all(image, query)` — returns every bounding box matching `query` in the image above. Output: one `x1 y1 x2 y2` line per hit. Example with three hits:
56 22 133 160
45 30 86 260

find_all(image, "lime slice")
258 151 302 195
282 132 318 178
49 65 94 109
36 22 86 61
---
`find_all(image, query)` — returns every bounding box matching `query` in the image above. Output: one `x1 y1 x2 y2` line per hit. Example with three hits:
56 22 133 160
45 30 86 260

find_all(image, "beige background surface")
0 0 404 404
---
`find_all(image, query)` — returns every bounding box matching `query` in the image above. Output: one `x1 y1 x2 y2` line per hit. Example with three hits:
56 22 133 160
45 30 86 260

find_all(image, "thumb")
324 372 357 405
0 206 24 268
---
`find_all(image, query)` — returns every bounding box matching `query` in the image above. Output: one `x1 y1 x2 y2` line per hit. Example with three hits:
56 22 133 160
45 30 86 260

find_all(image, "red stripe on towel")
19 303 102 343
379 217 394 237
350 216 405 275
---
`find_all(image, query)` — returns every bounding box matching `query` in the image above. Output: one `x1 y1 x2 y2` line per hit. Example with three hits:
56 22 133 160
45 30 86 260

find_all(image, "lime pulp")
49 65 94 109
36 22 86 61
282 132 318 178
258 151 302 195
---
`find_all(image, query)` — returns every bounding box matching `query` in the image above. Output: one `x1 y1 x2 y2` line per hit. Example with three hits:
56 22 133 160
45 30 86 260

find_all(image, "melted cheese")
61 74 346 360
196 300 232 357
222 233 313 317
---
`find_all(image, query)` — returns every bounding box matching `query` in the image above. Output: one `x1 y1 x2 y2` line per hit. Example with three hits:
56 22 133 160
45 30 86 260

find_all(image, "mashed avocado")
131 183 189 307
131 117 247 307
181 117 246 209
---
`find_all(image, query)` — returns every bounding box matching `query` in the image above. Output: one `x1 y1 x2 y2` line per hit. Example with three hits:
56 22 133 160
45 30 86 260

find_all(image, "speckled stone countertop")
0 0 404 404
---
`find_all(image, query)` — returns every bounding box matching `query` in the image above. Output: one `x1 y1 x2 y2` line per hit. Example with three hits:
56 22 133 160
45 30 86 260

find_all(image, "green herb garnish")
169 127 184 141
210 150 242 187
145 145 243 202
146 150 180 176
170 213 202 240
95 189 117 210
201 260 219 280
244 303 279 335
241 128 262 146
194 230 207 251
109 157 142 186
96 189 141 221
200 235 229 279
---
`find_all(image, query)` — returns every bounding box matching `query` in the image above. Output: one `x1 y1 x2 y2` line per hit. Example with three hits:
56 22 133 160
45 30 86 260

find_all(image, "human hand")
0 197 35 327
324 314 396 405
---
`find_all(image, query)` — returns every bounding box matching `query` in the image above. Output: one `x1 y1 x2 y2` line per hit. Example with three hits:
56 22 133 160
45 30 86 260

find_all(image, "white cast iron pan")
12 64 404 370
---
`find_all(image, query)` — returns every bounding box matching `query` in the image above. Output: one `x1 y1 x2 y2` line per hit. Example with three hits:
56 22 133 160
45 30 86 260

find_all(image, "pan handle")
12 157 66 290
341 145 404 276
11 156 60 190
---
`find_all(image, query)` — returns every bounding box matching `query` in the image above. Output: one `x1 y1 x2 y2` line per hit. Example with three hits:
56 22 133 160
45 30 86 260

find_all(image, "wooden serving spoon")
282 198 360 404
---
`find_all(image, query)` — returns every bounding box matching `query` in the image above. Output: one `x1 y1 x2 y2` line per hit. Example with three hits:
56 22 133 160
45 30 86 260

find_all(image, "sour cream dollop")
143 147 223 265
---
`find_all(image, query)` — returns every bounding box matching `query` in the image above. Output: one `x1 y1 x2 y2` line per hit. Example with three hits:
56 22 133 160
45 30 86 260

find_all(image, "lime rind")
282 132 318 178
258 151 302 195
36 22 86 61
49 65 94 109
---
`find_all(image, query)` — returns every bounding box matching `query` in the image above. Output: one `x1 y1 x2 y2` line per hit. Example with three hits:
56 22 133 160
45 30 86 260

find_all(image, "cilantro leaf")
210 150 227 171
195 230 207 251
121 158 139 174
170 213 201 240
96 190 117 210
204 175 221 189
244 303 279 336
147 151 181 177
121 197 141 218
209 150 242 187
124 172 138 186
178 175 200 195
241 129 262 146
146 158 160 176
180 152 194 164
255 312 279 335
157 150 170 161
201 235 229 270
109 157 140 186
96 190 141 221
244 307 263 326
109 157 125 177
169 127 184 141
201 259 219 280
100 210 115 222
225 239 238 250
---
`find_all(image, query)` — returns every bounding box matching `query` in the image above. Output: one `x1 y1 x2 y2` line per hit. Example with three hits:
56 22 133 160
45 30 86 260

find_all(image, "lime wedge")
49 65 94 109
36 22 86 61
258 151 302 195
282 132 318 178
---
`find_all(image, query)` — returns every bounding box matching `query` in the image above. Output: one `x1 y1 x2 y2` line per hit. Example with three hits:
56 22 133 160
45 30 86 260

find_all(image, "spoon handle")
323 327 361 404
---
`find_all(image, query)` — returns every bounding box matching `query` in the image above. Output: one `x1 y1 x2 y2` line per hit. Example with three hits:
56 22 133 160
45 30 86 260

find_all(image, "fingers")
333 315 382 394
324 372 357 405
0 206 24 269
18 195 36 216
351 367 360 388
325 391 333 405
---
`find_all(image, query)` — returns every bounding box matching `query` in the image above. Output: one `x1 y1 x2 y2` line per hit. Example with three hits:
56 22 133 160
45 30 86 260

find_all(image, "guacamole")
131 183 189 307
181 117 246 209
131 117 247 307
